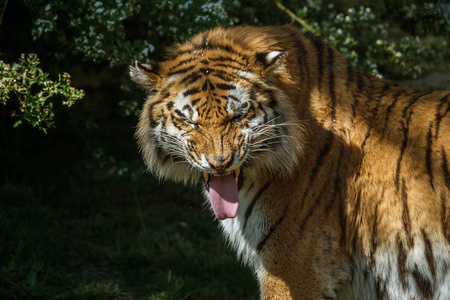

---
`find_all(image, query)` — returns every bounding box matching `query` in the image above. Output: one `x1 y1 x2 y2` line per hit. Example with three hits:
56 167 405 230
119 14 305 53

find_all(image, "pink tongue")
209 174 239 220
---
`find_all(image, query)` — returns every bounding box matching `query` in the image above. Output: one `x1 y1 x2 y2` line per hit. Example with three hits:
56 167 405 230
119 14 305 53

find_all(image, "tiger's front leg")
259 271 293 300
255 219 351 300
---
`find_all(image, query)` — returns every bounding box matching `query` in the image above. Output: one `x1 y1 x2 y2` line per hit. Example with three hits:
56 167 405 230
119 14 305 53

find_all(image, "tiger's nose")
207 155 233 172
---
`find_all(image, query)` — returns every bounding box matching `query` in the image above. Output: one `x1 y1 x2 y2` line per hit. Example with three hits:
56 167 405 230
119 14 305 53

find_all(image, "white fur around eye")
174 89 199 122
266 51 283 63
227 84 249 116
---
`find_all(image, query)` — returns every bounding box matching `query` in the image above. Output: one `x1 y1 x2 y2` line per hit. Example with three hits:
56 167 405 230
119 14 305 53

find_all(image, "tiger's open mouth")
202 169 240 220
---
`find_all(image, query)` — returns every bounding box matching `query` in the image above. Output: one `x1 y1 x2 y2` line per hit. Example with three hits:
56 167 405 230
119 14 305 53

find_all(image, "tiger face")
131 42 304 220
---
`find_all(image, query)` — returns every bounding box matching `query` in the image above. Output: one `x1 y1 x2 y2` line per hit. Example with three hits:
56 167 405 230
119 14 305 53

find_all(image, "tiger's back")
130 25 450 299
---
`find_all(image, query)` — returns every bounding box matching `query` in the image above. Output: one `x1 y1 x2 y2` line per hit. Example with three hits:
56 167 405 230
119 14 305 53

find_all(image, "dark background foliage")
0 0 449 299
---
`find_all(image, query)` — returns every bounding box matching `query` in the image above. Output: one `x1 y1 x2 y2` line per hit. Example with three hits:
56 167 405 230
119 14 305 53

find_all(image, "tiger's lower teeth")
202 173 210 182
202 170 240 184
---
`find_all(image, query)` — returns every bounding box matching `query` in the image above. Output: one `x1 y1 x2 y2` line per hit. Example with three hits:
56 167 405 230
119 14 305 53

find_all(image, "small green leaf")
13 120 22 128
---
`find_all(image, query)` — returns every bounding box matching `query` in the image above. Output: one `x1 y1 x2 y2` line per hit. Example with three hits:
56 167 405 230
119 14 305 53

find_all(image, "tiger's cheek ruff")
135 91 202 186
241 88 306 180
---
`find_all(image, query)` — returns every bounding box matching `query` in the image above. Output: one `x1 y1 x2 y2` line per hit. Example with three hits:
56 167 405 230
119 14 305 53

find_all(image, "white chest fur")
215 184 266 272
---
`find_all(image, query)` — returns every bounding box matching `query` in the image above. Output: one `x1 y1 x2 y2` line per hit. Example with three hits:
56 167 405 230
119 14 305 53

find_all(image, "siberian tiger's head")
131 29 305 220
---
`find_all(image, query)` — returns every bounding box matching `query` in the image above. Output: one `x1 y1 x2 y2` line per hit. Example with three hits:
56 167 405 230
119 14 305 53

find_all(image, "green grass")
0 117 259 300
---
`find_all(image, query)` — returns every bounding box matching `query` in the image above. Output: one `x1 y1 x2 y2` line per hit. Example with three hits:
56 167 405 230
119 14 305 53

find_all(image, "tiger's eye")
231 113 244 123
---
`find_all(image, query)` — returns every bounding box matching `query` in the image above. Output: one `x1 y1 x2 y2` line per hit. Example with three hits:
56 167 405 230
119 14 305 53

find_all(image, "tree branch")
274 1 313 32
0 0 8 26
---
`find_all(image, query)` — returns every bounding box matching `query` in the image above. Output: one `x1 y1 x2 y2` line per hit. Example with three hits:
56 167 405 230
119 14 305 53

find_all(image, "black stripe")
355 82 382 182
355 70 366 94
339 198 347 244
396 235 408 290
303 31 324 89
378 81 391 98
213 63 246 72
242 181 272 233
183 88 200 97
299 184 326 236
154 144 170 166
442 148 450 189
160 89 171 100
383 89 405 133
198 42 247 59
229 95 240 102
256 206 288 252
328 47 336 124
426 122 435 190
395 111 413 190
401 91 430 118
376 280 386 299
369 201 380 268
182 105 193 118
172 49 192 58
209 56 246 67
167 58 196 71
216 83 235 90
191 98 201 107
317 43 324 90
365 79 382 129
167 65 196 76
171 117 185 131
179 73 202 85
255 52 269 68
293 36 310 85
346 61 357 120
355 135 368 180
201 81 208 92
354 190 362 225
345 60 355 90
137 61 159 75
174 109 186 118
412 268 433 299
310 131 334 186
147 99 164 127
264 90 277 108
421 229 436 279
299 132 335 212
441 192 450 243
211 70 233 82
434 93 450 138
325 145 344 215
299 140 339 239
401 178 414 248
350 70 367 119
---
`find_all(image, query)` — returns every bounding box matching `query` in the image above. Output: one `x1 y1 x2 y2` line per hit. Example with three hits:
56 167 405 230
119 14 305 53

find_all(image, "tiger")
130 25 450 299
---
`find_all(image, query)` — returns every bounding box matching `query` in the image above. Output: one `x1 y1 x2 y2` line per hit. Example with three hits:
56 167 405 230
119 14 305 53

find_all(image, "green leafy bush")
0 54 84 132
290 1 449 78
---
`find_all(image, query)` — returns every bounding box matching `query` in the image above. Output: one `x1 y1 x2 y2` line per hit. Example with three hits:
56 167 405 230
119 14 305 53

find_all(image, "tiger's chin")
202 169 241 220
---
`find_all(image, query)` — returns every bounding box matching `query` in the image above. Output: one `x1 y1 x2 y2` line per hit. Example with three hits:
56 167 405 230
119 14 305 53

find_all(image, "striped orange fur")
130 25 450 299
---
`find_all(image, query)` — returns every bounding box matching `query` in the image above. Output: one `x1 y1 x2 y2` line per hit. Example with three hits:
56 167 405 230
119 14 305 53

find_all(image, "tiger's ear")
255 51 287 75
129 61 161 91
